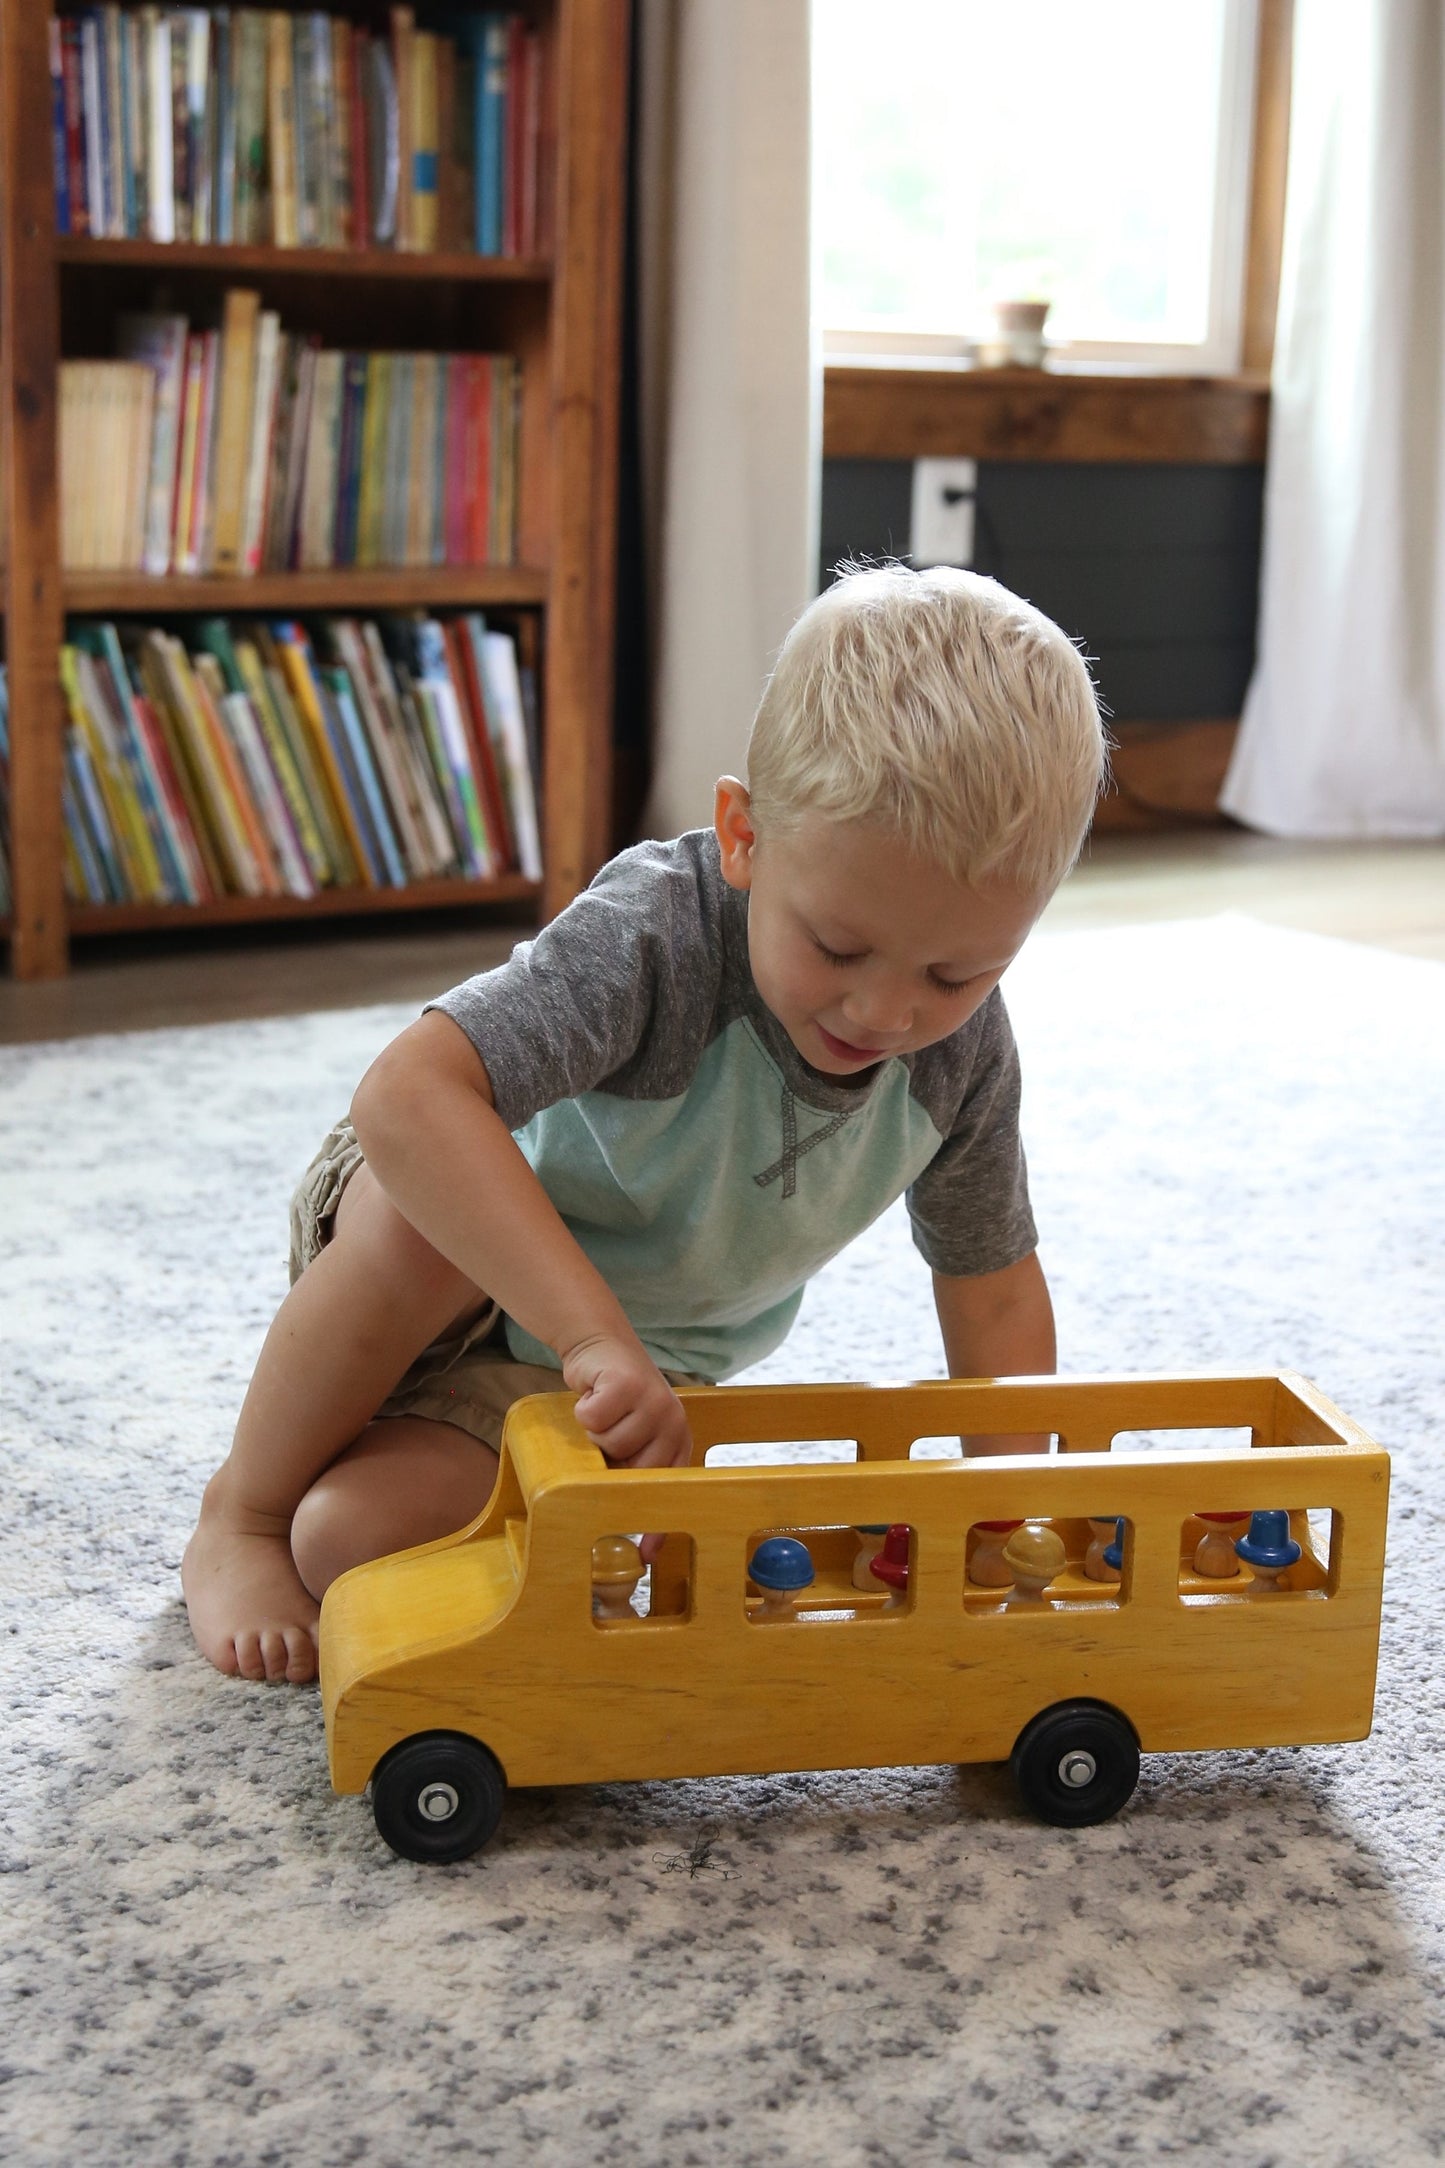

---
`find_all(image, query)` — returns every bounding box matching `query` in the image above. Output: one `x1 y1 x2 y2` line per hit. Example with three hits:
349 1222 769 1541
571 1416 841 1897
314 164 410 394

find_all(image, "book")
332 348 368 565
364 31 399 244
325 617 431 878
475 621 541 878
169 332 205 573
266 334 318 569
128 629 227 895
146 630 272 893
208 285 260 574
381 352 413 565
446 612 513 865
355 617 460 874
240 307 283 574
391 6 415 249
389 614 497 875
194 650 314 897
330 16 354 247
182 327 220 574
61 644 158 898
115 313 187 575
195 618 329 887
410 29 439 250
65 715 127 901
297 348 344 569
354 352 389 566
475 15 507 257
267 8 298 246
349 24 371 245
320 665 408 886
213 7 235 241
183 641 285 895
71 620 198 902
100 5 124 239
271 620 377 882
79 15 106 240
233 8 267 243
181 7 212 241
241 628 351 882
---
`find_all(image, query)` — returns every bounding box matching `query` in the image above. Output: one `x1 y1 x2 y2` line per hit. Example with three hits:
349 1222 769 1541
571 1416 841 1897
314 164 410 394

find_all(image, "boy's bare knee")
291 1418 500 1600
290 1479 362 1601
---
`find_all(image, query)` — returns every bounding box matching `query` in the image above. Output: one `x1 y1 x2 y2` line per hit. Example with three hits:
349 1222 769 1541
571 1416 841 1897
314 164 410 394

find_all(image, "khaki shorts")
288 1119 704 1453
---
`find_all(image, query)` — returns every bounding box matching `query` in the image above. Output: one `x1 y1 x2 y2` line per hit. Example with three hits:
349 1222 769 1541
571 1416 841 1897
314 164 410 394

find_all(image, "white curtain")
1221 0 1445 835
635 0 820 839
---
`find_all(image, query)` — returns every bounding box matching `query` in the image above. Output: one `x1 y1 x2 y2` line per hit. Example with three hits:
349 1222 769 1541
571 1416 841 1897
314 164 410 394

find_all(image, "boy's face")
715 779 1045 1076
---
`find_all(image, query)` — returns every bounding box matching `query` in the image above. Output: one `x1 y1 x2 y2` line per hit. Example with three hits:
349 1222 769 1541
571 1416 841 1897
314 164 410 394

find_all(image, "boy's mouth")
816 1023 887 1064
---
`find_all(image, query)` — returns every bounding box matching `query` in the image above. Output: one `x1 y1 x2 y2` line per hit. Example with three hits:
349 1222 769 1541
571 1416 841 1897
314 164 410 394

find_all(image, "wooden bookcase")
0 0 629 978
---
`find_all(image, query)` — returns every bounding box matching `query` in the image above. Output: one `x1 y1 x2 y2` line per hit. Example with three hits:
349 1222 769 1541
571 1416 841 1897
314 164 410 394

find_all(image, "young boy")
183 564 1106 1684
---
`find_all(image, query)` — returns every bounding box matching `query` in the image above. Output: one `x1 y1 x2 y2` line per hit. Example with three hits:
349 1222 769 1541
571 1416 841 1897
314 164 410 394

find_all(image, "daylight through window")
814 0 1259 370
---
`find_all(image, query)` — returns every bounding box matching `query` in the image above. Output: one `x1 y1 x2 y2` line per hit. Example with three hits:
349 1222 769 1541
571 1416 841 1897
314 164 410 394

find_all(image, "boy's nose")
842 985 913 1038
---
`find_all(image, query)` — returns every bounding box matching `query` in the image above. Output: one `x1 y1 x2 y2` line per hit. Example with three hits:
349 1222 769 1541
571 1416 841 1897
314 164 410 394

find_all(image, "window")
964 1516 1129 1612
814 0 1260 372
591 1532 695 1626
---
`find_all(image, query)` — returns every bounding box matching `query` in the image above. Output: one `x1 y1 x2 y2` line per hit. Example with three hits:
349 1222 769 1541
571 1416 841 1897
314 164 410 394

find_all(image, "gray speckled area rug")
3 914 1443 2168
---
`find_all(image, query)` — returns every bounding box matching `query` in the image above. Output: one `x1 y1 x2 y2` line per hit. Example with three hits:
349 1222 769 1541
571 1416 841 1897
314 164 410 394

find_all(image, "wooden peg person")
591 1534 644 1619
1002 1523 1067 1606
1084 1516 1122 1583
969 1518 1024 1587
1193 1510 1250 1577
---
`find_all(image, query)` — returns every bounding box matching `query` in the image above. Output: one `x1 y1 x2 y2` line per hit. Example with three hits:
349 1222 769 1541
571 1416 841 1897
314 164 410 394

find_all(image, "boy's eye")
812 939 865 967
928 971 975 994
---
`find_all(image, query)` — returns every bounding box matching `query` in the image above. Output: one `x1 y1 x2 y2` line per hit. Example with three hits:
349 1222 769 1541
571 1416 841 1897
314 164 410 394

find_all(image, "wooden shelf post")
544 0 629 917
2 0 68 978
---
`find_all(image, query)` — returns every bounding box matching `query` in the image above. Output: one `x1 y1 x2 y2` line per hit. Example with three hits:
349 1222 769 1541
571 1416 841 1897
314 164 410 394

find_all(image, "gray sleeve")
905 990 1038 1277
424 839 723 1132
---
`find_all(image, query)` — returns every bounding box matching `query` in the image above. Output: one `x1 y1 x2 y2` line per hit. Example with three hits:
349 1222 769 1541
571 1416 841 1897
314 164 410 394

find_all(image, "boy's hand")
563 1332 694 1470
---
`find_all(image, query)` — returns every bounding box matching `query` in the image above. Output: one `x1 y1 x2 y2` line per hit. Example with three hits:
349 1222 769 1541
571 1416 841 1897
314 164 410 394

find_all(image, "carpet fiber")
3 916 1443 2166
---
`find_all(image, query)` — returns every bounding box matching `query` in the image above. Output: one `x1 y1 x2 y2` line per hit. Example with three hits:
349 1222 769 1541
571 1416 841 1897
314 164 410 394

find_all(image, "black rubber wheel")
1010 1700 1140 1827
370 1732 507 1863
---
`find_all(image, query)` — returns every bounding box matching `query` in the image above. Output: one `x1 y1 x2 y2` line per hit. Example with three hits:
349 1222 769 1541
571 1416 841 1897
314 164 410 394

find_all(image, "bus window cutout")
909 1433 1061 1461
1179 1507 1338 1604
966 1517 1129 1612
591 1532 696 1627
744 1522 915 1621
705 1436 858 1468
1113 1426 1255 1457
320 1372 1388 1863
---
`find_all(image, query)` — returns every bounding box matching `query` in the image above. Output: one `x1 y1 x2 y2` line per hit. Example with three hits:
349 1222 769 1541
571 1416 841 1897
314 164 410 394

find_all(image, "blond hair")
747 563 1107 894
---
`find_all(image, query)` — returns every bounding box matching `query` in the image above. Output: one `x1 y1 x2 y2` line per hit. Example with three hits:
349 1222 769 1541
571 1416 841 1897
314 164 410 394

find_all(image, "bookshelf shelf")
2 1 630 978
56 238 551 284
64 567 551 614
63 872 541 936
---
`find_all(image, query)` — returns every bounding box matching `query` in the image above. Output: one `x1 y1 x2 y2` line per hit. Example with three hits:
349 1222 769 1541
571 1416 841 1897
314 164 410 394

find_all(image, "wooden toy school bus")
319 1373 1388 1863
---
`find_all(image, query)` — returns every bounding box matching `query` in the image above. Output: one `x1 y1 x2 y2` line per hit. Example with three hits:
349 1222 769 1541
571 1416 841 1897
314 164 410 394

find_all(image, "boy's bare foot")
182 1474 320 1683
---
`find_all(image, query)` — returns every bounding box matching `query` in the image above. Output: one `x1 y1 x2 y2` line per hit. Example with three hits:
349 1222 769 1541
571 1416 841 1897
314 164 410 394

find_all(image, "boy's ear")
714 776 757 891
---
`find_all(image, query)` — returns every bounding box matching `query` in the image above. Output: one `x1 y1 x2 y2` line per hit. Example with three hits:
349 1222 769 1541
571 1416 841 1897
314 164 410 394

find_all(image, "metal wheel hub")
1058 1750 1098 1789
417 1781 461 1822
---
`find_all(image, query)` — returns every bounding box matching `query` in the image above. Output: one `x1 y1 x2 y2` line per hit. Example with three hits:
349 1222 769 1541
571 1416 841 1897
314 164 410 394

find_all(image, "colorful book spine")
321 665 408 886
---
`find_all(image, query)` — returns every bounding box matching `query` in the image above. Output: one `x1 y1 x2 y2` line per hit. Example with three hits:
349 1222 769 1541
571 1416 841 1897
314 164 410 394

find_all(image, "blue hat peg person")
1235 1509 1301 1593
749 1535 815 1622
1102 1517 1126 1573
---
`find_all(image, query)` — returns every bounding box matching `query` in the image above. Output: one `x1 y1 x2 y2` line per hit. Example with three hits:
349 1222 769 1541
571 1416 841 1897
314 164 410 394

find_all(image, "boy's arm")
932 1249 1056 1455
350 1009 692 1468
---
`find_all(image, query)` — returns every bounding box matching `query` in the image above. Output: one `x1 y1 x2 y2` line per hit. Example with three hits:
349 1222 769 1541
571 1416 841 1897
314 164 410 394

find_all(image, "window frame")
816 0 1289 381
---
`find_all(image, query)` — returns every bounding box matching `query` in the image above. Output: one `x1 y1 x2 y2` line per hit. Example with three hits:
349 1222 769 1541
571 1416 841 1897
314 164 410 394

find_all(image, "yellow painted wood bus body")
321 1373 1387 1800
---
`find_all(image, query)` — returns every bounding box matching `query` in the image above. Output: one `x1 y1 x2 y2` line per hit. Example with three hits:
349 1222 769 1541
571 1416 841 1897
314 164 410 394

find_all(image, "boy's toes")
259 1626 299 1681
283 1625 319 1684
232 1628 268 1683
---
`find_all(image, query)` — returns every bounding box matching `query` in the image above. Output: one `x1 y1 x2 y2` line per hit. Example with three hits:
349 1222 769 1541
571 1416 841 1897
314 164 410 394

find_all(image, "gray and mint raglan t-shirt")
426 830 1037 1381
